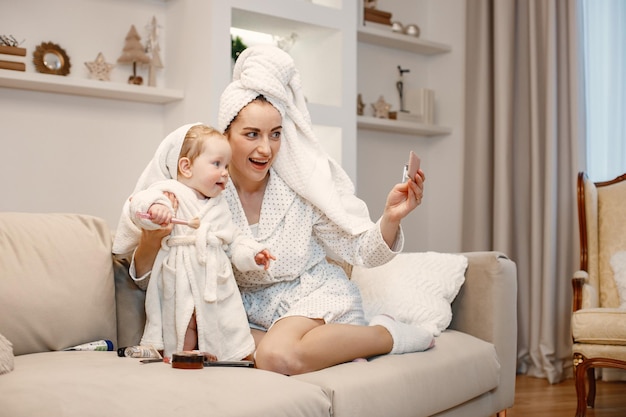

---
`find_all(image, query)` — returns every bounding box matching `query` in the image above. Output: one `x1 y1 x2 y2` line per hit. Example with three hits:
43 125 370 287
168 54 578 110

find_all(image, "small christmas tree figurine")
117 24 150 85
145 16 164 87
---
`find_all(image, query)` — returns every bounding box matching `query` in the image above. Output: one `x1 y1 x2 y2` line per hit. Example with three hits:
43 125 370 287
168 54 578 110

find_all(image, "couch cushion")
0 351 331 417
294 330 500 417
0 213 117 355
572 307 626 345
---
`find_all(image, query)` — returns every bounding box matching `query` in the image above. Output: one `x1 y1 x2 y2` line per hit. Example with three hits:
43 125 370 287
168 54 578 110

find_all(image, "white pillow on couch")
351 252 468 336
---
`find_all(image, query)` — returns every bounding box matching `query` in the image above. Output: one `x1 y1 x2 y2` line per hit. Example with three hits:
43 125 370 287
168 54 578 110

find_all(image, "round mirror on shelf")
33 42 71 76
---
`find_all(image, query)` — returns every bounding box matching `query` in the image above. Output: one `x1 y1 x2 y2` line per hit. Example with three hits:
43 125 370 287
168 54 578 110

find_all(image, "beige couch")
0 212 517 417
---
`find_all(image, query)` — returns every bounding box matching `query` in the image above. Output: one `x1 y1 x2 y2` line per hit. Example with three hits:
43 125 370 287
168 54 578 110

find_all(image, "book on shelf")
405 88 435 125
0 45 27 72
396 111 424 123
0 45 26 57
364 7 392 19
364 7 392 25
0 60 26 71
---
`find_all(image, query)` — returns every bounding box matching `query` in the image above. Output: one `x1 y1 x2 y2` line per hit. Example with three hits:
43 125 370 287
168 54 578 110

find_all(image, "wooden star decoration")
372 95 391 118
85 52 115 81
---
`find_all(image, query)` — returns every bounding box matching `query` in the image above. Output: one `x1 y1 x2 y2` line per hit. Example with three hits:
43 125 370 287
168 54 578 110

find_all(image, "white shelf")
0 70 184 104
231 0 344 30
357 25 451 55
357 115 451 136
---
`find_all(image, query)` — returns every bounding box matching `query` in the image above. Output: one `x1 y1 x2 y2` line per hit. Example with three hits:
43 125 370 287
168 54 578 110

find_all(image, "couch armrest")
449 251 517 410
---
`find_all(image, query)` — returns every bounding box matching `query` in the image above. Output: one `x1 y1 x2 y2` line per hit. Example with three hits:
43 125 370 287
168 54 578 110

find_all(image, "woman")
129 45 432 375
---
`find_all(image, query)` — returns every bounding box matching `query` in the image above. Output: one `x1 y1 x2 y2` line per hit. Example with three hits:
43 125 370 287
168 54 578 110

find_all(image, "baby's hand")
255 250 276 270
148 203 173 227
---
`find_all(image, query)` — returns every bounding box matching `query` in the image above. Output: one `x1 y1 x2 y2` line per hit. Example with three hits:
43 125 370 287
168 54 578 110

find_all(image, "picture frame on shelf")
33 42 71 76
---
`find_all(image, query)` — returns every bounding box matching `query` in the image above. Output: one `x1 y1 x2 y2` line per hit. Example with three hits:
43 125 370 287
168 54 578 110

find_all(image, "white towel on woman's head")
218 44 373 235
112 122 202 255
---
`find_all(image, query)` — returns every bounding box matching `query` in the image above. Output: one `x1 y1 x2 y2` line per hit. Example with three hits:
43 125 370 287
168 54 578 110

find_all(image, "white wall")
1 0 466 253
0 0 171 227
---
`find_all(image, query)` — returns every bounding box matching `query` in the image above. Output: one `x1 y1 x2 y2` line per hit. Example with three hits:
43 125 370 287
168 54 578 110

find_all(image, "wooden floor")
505 374 626 417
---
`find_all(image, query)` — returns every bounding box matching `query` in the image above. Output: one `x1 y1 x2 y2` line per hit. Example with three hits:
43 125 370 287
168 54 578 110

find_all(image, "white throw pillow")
351 252 468 336
0 333 14 375
609 251 626 308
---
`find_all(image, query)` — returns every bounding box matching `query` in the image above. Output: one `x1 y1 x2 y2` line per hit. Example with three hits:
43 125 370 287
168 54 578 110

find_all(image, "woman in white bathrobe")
131 45 433 375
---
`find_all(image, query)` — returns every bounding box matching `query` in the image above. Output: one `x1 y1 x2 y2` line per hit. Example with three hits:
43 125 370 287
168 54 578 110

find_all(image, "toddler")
121 123 273 361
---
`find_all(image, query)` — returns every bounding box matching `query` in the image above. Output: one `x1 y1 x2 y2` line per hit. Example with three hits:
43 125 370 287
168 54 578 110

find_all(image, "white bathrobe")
129 179 261 360
223 171 403 331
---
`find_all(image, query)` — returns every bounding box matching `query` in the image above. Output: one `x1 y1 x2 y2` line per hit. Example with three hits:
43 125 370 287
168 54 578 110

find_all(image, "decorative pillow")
609 251 626 308
0 333 14 375
351 252 468 336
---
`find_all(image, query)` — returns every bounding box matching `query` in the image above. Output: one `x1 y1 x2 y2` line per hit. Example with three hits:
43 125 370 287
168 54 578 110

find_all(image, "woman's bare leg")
254 316 393 375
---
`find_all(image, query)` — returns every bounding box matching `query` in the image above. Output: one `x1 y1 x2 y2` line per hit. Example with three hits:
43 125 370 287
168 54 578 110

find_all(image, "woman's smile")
226 99 282 187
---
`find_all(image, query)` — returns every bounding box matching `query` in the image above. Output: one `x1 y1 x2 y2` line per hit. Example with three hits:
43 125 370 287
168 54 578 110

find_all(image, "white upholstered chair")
571 172 626 417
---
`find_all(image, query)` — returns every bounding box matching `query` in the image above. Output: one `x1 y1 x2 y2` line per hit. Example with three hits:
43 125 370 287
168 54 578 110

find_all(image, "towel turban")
218 44 373 235
112 123 202 255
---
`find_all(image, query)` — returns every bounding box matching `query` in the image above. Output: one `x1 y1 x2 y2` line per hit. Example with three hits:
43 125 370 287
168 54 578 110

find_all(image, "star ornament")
85 52 115 81
372 95 391 118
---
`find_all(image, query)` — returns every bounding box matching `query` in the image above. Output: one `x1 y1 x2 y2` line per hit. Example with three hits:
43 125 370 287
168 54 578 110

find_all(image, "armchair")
571 171 626 417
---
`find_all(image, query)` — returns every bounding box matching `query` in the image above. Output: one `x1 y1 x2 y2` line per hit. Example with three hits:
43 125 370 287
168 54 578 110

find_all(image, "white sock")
369 314 434 354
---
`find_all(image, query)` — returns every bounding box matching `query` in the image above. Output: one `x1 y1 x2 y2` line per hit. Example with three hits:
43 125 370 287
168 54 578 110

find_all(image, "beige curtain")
462 0 585 384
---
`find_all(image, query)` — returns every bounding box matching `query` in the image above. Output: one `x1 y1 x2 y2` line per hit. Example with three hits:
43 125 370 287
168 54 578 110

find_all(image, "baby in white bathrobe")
124 124 274 360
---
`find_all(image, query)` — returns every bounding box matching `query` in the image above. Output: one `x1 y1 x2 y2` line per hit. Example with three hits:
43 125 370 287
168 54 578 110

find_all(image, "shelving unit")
357 25 451 55
230 4 344 109
0 70 184 104
357 115 451 136
357 22 452 136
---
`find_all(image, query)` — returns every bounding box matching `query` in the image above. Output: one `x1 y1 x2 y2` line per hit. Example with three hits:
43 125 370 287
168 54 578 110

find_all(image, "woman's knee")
253 316 323 375
254 343 308 375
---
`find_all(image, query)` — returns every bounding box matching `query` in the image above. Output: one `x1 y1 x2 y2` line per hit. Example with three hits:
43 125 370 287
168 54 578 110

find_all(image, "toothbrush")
136 211 201 229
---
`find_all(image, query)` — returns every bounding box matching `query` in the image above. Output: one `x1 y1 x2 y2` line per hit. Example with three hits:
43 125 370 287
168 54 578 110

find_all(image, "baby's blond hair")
178 125 227 176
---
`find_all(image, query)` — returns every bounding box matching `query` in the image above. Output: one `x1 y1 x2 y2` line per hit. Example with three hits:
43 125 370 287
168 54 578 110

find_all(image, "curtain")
462 0 585 384
581 0 626 182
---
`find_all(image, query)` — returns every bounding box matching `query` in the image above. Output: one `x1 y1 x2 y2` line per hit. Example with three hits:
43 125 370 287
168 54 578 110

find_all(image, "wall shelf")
0 70 184 104
357 115 451 136
357 25 451 55
357 21 452 138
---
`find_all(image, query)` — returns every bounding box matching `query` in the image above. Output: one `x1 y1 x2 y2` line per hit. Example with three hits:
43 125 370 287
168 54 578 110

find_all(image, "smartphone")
204 360 255 368
403 151 421 182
